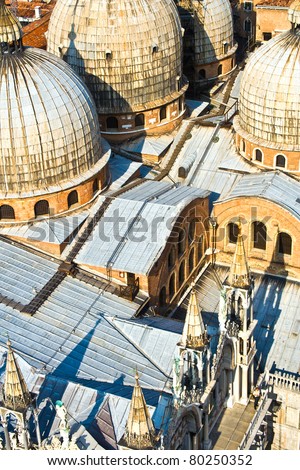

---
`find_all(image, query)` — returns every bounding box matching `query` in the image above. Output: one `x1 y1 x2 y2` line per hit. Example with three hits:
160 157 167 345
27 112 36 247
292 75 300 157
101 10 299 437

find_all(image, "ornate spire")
180 289 208 349
227 221 250 288
2 339 32 412
0 0 22 50
122 371 156 450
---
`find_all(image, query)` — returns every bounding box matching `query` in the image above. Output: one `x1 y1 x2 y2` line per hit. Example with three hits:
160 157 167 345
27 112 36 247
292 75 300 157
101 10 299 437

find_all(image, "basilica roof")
47 0 185 114
236 2 300 150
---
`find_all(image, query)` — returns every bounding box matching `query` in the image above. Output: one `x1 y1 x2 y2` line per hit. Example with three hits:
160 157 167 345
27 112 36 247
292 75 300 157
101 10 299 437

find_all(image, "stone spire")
227 222 250 289
180 289 208 349
0 0 22 45
2 339 32 412
122 371 156 450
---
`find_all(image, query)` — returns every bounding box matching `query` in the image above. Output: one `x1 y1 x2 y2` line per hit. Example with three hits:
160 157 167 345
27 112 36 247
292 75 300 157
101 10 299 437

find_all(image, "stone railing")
268 372 300 392
238 389 270 450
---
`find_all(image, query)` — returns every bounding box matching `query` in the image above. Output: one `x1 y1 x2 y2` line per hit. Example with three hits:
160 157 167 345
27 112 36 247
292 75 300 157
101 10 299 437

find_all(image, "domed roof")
47 0 184 114
0 47 103 195
193 0 236 64
0 0 22 44
237 11 300 150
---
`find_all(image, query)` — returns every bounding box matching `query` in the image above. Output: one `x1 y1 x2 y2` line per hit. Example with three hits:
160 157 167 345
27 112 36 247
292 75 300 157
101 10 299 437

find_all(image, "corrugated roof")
108 154 143 191
216 171 300 220
169 126 257 207
0 238 172 395
0 211 88 245
119 135 173 158
75 181 209 275
0 238 59 304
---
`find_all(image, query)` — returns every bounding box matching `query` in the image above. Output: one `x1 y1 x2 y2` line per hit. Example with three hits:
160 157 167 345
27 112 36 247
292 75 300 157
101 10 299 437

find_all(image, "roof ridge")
103 316 171 382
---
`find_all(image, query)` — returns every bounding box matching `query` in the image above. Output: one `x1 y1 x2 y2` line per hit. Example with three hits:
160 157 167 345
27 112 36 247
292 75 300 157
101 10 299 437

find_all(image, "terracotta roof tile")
256 0 294 7
22 11 51 48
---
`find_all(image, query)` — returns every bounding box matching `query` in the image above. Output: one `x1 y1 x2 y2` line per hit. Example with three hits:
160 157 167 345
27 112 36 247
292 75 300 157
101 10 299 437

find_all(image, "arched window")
178 229 185 257
218 64 223 76
228 222 239 244
197 235 204 261
67 190 79 209
34 200 49 218
135 114 145 128
240 139 245 154
277 232 292 255
199 69 206 79
106 116 118 130
160 106 167 122
189 248 195 274
168 246 176 269
254 149 263 162
179 260 185 285
93 179 98 194
188 219 196 242
252 221 267 250
169 273 176 299
159 286 166 307
0 205 15 220
275 154 286 168
244 18 252 33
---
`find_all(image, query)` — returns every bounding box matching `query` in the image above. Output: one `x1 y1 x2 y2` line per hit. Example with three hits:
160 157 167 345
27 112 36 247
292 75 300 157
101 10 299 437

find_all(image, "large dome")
47 0 185 114
0 47 103 195
237 24 300 149
194 0 236 65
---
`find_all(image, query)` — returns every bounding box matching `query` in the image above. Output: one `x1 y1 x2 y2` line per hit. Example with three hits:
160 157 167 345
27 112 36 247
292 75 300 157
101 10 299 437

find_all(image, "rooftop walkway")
210 400 256 450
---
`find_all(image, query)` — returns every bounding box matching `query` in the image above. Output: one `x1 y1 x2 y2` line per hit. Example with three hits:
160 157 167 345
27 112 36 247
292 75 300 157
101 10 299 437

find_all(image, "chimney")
34 6 41 19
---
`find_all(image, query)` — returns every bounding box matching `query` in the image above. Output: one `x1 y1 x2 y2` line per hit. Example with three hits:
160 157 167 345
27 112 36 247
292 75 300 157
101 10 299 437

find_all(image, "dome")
0 47 104 195
236 24 300 149
193 0 236 65
47 0 185 115
0 0 22 44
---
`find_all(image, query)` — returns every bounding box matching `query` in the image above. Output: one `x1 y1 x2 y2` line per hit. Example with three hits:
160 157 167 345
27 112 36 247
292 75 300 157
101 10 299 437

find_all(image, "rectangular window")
244 2 252 11
263 32 272 41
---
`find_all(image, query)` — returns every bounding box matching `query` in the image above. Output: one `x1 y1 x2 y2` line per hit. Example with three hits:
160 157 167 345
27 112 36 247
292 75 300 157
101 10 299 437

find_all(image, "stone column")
22 427 29 450
33 408 42 449
240 366 249 405
203 412 211 450
2 420 11 450
243 305 248 334
227 369 234 407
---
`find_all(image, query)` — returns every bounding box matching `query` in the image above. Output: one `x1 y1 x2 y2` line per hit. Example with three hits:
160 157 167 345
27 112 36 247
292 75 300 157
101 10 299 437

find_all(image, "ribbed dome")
193 0 236 64
47 0 184 114
0 0 22 44
0 48 103 194
238 25 300 149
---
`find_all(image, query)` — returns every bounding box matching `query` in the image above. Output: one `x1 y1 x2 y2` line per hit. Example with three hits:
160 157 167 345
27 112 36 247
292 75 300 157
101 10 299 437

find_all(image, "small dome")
0 0 22 44
288 1 300 27
0 48 103 195
47 0 184 114
237 25 300 149
193 0 236 64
